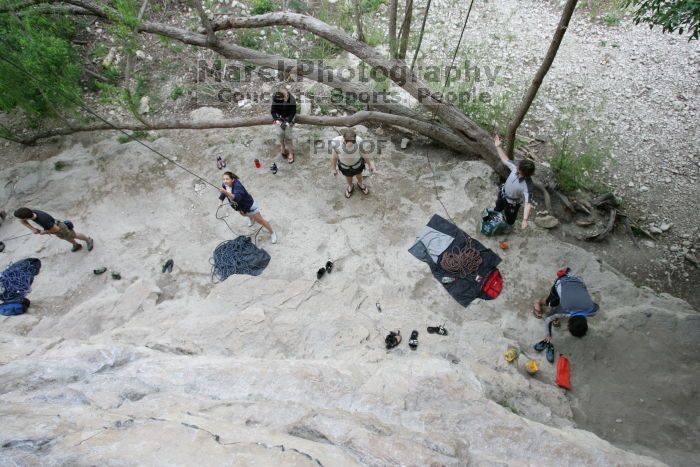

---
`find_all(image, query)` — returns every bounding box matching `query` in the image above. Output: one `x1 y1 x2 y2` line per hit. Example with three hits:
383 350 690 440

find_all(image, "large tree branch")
139 20 427 123
0 0 106 16
5 112 472 152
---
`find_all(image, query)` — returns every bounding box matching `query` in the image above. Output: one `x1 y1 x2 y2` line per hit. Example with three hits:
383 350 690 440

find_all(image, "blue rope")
0 259 41 301
210 237 270 282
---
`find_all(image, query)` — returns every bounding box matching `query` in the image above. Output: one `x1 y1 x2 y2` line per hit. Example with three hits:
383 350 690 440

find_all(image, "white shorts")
245 201 260 216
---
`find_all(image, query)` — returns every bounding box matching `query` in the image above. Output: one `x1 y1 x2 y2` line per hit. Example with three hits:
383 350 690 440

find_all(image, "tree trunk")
388 0 398 57
397 0 412 60
505 0 578 159
410 0 430 72
352 0 364 42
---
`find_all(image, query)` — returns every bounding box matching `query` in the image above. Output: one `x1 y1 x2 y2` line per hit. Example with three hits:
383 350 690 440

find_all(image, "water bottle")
254 158 261 168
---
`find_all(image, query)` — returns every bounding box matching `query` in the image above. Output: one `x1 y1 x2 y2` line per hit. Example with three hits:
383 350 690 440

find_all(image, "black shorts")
494 190 520 225
338 159 365 177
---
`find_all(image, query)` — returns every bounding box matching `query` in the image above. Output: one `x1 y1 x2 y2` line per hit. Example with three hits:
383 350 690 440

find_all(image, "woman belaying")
218 171 277 244
330 128 376 199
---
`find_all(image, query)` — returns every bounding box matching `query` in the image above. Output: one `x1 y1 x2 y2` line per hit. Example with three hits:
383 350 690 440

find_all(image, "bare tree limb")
410 0 430 72
352 0 364 42
388 0 398 57
7 112 477 151
191 0 216 45
397 0 413 60
505 0 578 158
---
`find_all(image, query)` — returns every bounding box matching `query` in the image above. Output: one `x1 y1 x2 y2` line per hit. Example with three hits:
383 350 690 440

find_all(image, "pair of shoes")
316 259 333 279
427 325 448 335
385 331 402 349
533 340 556 363
270 232 278 244
162 259 174 273
71 243 83 252
216 156 227 170
270 163 278 175
86 238 94 251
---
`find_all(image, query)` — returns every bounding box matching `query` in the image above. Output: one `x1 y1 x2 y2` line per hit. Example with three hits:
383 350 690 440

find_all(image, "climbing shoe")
111 272 121 280
316 267 326 280
325 260 333 274
86 238 94 251
546 343 555 364
93 267 107 275
0 241 5 253
162 259 174 273
534 340 548 352
409 330 419 350
71 243 83 252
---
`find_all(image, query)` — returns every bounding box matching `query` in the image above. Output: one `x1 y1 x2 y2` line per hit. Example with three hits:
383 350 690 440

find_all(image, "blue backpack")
0 298 30 316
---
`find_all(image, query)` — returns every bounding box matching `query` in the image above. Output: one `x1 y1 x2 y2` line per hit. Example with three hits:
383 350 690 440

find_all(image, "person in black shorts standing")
14 207 94 252
492 135 535 230
330 128 375 198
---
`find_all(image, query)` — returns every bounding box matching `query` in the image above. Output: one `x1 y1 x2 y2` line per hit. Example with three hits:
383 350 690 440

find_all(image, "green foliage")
250 0 278 15
239 30 261 49
550 105 611 193
287 0 309 13
361 0 386 13
106 0 141 56
0 8 82 120
456 82 513 133
603 12 622 25
170 85 186 101
624 0 699 40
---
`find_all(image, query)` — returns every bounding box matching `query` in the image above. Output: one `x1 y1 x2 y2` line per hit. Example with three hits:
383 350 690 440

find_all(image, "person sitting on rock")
534 267 599 351
331 128 375 198
218 171 277 244
492 134 535 230
14 207 93 252
271 86 297 164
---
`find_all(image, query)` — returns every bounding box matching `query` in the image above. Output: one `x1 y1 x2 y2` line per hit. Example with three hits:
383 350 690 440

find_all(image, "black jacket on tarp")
409 215 502 307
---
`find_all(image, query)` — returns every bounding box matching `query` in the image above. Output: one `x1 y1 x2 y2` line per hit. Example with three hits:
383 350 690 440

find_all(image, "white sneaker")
270 232 278 244
247 217 253 227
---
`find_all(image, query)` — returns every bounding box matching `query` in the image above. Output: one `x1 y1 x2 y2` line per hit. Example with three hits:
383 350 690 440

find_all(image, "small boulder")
534 215 559 229
400 138 410 149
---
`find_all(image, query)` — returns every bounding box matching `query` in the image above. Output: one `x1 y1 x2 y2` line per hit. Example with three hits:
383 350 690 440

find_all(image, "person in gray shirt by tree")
492 134 535 230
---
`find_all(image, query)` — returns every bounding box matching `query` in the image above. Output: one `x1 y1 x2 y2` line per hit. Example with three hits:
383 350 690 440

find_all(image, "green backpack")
479 208 509 236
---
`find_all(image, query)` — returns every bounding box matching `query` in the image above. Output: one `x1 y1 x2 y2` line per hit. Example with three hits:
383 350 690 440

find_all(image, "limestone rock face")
0 129 696 466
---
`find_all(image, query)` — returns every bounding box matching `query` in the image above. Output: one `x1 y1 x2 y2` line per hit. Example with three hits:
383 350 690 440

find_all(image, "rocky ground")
0 118 698 465
406 0 700 307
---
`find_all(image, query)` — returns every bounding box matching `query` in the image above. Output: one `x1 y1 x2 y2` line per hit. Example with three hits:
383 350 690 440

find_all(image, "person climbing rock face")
534 267 599 345
218 171 277 244
492 134 535 230
14 207 94 252
331 128 375 198
271 86 297 164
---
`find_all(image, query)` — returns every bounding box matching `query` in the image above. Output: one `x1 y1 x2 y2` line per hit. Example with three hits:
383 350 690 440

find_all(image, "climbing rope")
216 204 263 245
209 237 268 282
440 241 483 278
0 259 41 301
